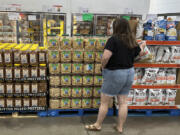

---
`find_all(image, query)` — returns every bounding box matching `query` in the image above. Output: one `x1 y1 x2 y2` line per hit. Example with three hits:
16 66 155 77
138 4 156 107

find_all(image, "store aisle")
0 116 179 135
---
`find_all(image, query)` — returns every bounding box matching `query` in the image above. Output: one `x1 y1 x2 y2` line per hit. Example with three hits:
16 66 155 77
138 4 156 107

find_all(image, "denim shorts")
101 67 134 96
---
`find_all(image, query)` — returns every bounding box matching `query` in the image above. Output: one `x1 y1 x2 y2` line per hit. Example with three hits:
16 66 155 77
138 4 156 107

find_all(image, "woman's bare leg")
117 95 128 132
94 93 112 128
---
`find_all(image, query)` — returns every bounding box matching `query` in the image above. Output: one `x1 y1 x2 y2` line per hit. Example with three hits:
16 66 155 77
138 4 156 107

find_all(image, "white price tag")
8 12 19 20
28 15 36 21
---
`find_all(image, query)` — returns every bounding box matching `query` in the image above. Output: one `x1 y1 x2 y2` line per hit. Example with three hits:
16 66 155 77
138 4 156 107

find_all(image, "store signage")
8 12 19 20
82 13 93 21
28 15 37 21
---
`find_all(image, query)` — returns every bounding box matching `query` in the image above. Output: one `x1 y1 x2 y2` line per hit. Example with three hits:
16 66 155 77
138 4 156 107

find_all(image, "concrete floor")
0 116 180 135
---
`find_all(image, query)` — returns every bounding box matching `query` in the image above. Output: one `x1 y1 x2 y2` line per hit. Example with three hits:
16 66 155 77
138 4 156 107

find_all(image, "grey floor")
0 116 180 135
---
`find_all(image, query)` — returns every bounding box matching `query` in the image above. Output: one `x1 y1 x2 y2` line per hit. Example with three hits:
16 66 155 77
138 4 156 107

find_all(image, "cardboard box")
129 20 138 36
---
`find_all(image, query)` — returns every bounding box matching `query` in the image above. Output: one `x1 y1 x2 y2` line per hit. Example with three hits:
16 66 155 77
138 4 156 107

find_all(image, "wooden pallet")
0 112 38 119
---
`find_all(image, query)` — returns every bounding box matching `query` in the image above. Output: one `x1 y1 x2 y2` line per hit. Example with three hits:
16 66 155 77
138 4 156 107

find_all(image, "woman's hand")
139 41 146 56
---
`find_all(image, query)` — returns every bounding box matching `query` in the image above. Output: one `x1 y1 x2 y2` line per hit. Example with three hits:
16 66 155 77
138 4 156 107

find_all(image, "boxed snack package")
94 64 101 74
38 47 47 64
82 87 93 97
72 76 82 86
23 98 30 107
4 49 13 65
127 90 134 105
6 83 14 94
38 97 47 107
72 87 82 98
156 69 167 85
39 67 47 77
38 83 47 93
148 89 163 105
84 38 96 50
50 76 60 86
95 52 103 62
50 99 60 109
72 37 84 49
92 98 101 108
84 64 94 74
60 36 72 49
0 83 5 94
84 51 95 62
31 98 38 107
0 67 4 79
96 38 107 50
5 67 13 79
31 67 38 78
50 88 60 98
83 76 93 86
29 51 38 66
20 51 29 66
48 50 60 63
31 83 38 93
94 76 103 86
14 98 22 107
22 68 30 78
72 63 83 74
60 87 71 97
0 98 5 107
71 99 81 108
14 67 21 79
60 98 71 109
82 98 92 108
14 84 22 94
49 63 60 74
61 76 71 86
72 51 83 62
61 63 71 74
93 87 101 98
22 83 30 94
165 89 177 105
166 69 176 84
6 98 14 107
47 37 59 49
133 89 147 105
61 51 71 62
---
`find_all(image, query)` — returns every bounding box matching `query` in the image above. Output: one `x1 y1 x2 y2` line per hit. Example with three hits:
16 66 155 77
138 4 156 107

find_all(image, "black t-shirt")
104 36 141 70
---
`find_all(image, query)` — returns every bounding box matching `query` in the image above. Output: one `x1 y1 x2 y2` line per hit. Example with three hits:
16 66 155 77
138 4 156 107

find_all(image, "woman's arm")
101 49 112 69
139 42 146 56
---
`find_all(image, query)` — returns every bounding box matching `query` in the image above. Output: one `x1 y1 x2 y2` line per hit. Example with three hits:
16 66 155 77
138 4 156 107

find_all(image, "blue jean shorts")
101 68 134 96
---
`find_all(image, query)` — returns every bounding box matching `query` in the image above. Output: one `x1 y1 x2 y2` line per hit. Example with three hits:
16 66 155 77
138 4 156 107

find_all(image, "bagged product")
166 69 176 84
170 46 177 63
61 63 71 74
39 67 47 77
60 36 72 49
14 67 21 79
156 69 167 85
31 98 38 107
72 51 83 62
5 67 13 79
49 63 60 74
6 83 14 94
172 47 180 64
161 90 167 105
133 89 147 105
50 99 60 109
60 87 71 97
0 98 5 107
72 87 82 98
72 37 84 49
50 88 60 98
95 52 103 62
83 64 94 74
83 76 93 86
84 38 96 50
61 51 71 62
155 47 164 62
148 89 163 105
23 98 30 107
136 20 144 39
94 64 101 74
96 38 107 50
162 47 171 62
31 67 38 78
127 90 134 105
72 63 83 74
84 51 95 62
29 51 38 66
0 83 5 94
38 47 47 64
82 98 92 108
61 76 71 86
71 99 81 108
4 48 12 65
6 98 14 107
92 98 101 108
60 98 71 109
31 83 38 93
22 83 30 94
94 76 103 86
48 50 60 63
22 68 30 78
141 68 159 85
20 51 29 66
38 83 47 93
38 97 47 107
14 84 22 94
47 37 59 49
72 76 82 86
82 87 93 97
133 68 143 85
14 98 22 107
165 89 177 105
0 67 4 79
50 76 60 86
93 87 101 98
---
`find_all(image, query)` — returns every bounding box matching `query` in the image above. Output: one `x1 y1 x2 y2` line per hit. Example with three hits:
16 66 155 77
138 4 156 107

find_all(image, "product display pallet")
47 108 114 117
115 109 180 117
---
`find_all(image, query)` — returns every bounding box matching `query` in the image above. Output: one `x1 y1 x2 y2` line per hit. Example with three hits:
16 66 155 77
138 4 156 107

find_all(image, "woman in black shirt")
85 18 145 133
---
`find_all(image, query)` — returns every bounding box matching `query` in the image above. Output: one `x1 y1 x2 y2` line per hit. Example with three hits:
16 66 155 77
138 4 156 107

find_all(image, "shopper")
85 18 145 133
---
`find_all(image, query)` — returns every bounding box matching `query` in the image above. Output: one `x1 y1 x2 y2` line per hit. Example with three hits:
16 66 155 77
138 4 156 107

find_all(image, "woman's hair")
113 18 138 49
